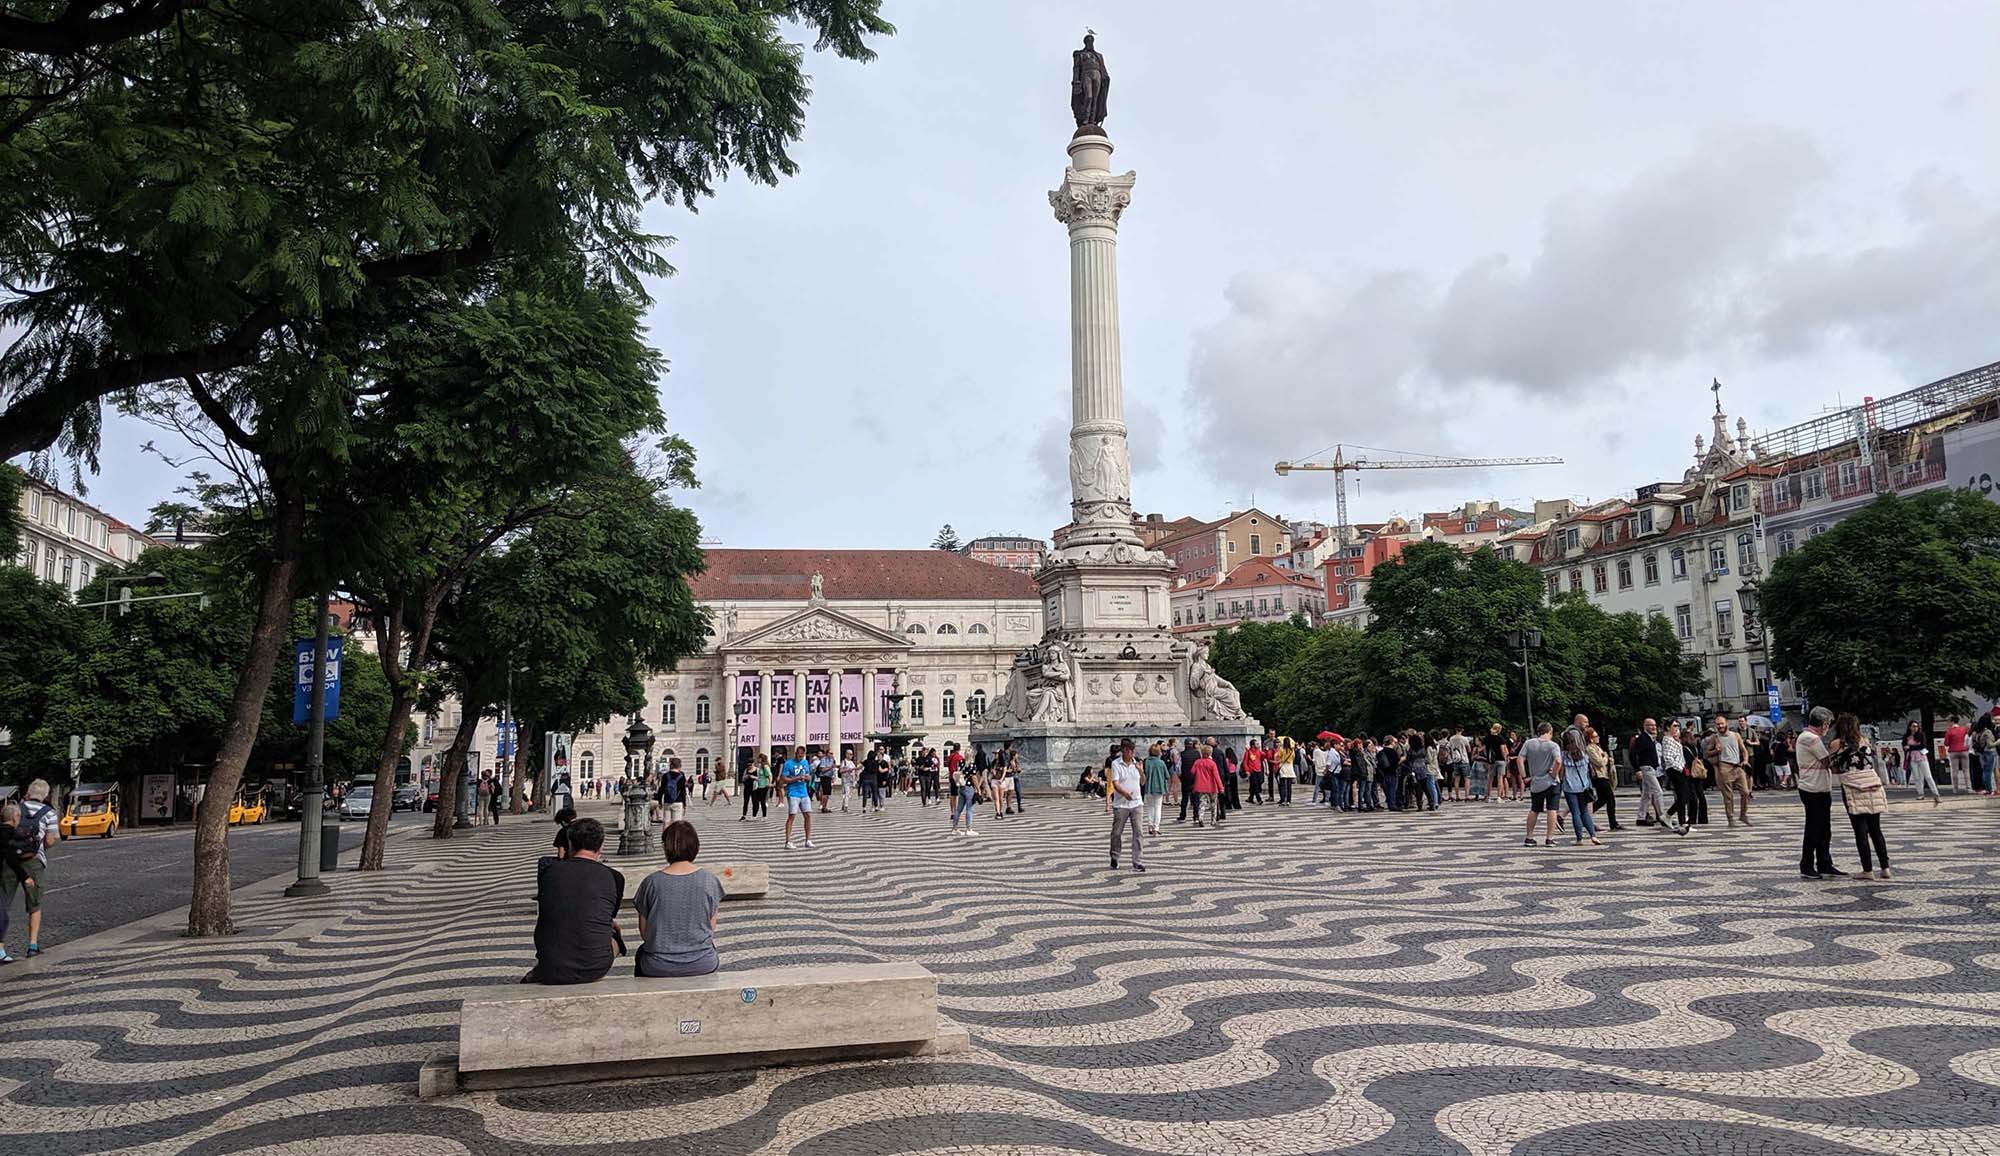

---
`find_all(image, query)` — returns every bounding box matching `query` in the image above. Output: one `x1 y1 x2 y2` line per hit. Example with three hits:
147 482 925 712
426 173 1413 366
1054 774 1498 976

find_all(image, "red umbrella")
1317 730 1339 741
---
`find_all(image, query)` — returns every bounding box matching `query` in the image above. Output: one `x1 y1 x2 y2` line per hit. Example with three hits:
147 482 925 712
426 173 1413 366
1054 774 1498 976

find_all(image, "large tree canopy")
1762 489 2000 723
1211 543 1702 737
0 0 893 460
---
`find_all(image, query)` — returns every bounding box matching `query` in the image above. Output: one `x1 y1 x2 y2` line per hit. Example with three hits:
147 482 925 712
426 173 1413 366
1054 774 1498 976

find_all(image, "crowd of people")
519 701 1975 985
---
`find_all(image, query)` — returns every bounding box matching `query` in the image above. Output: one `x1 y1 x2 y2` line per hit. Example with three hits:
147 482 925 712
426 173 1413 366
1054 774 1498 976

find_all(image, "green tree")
1359 543 1545 729
1 545 393 796
334 266 669 870
0 0 893 458
1762 490 2000 729
0 463 21 558
0 567 95 786
932 524 962 551
16 4 892 933
1209 616 1318 726
1212 543 1702 739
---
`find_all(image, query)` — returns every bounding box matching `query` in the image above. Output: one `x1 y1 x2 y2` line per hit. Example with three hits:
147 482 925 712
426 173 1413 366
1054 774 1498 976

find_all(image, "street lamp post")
617 717 655 855
1507 627 1544 733
287 591 335 897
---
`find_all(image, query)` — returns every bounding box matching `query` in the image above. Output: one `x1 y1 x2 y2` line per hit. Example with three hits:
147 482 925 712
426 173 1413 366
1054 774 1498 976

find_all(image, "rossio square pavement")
3 786 1999 1156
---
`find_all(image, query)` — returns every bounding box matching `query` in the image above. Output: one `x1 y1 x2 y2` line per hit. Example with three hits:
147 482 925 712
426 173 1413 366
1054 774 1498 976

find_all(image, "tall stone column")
1050 132 1140 552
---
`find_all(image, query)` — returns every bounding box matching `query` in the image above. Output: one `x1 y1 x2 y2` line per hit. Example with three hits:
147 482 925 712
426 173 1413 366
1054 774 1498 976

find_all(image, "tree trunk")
430 707 481 838
187 483 304 937
358 682 416 869
359 586 448 870
510 719 537 814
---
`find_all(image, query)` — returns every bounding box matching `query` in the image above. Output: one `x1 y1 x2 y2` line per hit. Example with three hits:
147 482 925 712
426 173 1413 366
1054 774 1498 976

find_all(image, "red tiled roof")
1214 557 1322 592
688 549 1040 602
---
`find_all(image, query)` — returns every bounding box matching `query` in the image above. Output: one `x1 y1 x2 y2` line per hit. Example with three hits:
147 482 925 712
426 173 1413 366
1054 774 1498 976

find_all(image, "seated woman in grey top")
634 820 724 978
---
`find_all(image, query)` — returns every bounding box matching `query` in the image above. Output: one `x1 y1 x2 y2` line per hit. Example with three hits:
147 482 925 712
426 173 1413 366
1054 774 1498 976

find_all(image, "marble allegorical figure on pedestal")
983 640 1080 728
1185 640 1247 721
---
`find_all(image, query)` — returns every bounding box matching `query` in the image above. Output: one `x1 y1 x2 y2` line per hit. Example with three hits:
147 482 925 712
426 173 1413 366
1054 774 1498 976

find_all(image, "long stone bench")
420 961 967 1097
615 861 774 901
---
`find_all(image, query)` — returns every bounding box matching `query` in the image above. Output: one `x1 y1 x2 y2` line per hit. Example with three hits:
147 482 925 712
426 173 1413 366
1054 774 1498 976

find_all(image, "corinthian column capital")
1049 169 1137 227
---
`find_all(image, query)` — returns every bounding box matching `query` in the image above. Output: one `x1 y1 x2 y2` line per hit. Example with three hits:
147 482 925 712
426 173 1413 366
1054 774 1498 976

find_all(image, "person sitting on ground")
1076 764 1105 798
525 817 624 984
634 820 724 977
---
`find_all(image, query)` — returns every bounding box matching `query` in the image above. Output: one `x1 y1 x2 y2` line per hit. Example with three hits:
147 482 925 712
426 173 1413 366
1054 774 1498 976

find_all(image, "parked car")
228 788 268 826
60 784 119 839
392 784 422 812
337 786 373 821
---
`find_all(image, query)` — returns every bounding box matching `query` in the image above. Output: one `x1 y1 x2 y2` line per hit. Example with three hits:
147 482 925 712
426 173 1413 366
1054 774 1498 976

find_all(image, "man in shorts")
780 746 816 849
1520 724 1563 846
4 779 60 958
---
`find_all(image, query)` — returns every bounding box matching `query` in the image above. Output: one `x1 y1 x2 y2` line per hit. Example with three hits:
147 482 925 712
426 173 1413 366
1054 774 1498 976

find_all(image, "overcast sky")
75 1 2000 546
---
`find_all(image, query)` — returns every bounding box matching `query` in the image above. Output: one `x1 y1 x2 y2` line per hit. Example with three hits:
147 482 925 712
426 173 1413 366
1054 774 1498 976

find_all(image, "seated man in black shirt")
526 818 625 984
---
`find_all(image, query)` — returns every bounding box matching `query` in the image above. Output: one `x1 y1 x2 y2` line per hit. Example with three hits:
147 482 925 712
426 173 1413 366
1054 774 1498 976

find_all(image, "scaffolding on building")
1752 359 2000 513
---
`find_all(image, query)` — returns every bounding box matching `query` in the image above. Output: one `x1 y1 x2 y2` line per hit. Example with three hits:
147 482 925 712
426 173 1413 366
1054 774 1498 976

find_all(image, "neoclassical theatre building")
414 550 1042 788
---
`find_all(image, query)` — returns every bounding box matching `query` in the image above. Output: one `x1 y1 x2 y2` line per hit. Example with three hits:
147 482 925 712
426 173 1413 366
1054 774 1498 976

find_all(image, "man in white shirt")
1792 707 1844 880
1108 738 1145 872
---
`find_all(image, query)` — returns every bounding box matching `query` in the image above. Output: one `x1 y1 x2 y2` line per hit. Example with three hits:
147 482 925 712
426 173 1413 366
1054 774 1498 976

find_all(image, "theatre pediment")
724 607 911 653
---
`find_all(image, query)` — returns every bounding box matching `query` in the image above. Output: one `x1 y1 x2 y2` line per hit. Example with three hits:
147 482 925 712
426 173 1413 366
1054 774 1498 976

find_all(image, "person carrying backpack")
3 779 60 959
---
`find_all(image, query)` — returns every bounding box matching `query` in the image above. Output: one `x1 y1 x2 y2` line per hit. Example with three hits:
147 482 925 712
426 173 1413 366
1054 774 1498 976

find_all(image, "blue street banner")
497 719 516 759
1767 684 1782 725
292 637 343 724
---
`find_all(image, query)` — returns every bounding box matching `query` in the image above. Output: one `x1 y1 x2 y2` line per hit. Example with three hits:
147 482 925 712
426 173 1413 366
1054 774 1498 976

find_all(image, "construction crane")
1274 445 1564 550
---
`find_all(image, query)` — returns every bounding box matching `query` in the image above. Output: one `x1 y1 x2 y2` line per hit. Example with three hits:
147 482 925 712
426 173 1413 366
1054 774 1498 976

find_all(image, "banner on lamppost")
839 673 864 743
292 637 342 724
769 676 796 746
804 674 833 747
1768 684 1782 725
734 674 761 748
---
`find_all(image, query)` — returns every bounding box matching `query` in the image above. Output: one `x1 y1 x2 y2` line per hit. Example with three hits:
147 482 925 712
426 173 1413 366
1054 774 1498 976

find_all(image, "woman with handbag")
1831 713 1893 879
1660 720 1695 835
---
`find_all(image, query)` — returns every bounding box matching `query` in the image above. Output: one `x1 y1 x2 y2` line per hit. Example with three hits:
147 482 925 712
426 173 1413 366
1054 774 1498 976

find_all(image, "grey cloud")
1185 125 1994 498
1431 124 1829 391
1751 171 2000 374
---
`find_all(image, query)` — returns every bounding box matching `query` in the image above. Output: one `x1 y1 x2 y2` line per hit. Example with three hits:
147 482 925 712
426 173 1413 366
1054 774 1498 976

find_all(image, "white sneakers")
784 841 798 850
803 839 816 848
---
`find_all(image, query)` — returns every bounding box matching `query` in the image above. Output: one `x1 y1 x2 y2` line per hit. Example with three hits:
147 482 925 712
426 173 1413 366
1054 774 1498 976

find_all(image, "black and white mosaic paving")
3 793 1998 1155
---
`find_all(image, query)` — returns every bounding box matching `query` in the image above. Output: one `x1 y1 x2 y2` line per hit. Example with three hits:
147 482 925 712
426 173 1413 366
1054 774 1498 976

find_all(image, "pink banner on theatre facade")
769 675 796 746
839 674 864 743
804 674 833 748
734 674 760 748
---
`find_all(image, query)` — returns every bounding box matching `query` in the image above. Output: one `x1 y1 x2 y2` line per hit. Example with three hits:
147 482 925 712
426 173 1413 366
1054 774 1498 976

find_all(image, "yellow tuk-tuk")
61 783 119 839
228 786 268 826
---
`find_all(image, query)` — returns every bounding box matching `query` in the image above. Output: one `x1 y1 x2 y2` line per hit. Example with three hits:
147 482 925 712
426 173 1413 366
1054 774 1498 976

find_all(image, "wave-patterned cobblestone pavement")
3 796 1998 1155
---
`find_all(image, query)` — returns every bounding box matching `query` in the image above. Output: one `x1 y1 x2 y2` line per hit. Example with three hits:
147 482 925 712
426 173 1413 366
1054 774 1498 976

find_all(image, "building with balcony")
1522 394 1774 718
7 472 161 597
1153 508 1292 584
1757 360 1999 559
1170 557 1325 638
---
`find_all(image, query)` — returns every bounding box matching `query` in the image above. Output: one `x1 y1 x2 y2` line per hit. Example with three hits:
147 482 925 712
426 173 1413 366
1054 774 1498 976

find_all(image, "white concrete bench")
421 961 967 1096
615 861 775 901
